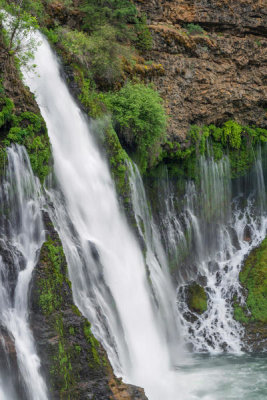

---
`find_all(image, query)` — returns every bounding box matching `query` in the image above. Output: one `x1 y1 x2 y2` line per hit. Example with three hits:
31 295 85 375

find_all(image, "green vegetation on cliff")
0 5 51 183
80 0 152 51
234 237 267 324
162 121 267 180
104 124 131 205
37 0 165 179
0 81 51 182
187 282 208 314
105 82 167 173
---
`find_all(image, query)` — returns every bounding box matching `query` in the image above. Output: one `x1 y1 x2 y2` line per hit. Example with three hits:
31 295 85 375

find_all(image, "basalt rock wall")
135 0 267 139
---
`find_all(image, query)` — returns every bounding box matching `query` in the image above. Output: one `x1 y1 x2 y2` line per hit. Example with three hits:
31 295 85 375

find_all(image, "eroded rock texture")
135 0 267 139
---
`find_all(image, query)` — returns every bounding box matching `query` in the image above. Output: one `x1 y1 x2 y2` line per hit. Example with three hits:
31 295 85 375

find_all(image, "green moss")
71 304 82 317
104 125 131 202
77 74 106 119
83 321 101 366
37 235 108 397
236 238 267 323
233 303 249 324
69 326 75 335
51 316 75 397
38 238 66 315
0 147 7 178
187 283 208 314
37 237 77 397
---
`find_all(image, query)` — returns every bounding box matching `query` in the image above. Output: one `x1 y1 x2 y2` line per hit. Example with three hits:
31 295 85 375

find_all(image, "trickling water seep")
0 145 47 400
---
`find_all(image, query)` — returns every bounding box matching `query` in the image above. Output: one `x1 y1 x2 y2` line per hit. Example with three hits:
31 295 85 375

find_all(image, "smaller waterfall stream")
155 151 267 353
128 162 182 363
0 145 47 400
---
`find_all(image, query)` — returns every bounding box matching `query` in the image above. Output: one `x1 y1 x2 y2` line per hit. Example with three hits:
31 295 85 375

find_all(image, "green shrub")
222 120 242 149
135 15 153 51
80 0 152 49
3 110 51 182
0 1 40 68
42 27 59 44
80 0 137 36
186 23 205 35
106 83 167 173
0 97 14 127
59 25 130 87
78 76 106 118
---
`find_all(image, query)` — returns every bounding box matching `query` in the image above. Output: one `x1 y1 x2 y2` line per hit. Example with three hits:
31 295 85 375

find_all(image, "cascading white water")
22 33 186 400
158 152 267 353
0 145 47 400
127 162 182 363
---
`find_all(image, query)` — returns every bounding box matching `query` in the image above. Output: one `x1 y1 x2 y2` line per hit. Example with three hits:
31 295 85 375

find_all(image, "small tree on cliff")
0 0 39 68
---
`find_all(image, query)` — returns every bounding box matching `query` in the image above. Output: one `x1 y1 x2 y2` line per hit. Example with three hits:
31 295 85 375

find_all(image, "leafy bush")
106 83 167 172
80 0 137 35
59 25 130 87
134 15 152 51
186 23 205 35
0 97 14 127
42 27 59 44
2 110 51 182
221 120 242 149
0 1 40 68
80 0 152 48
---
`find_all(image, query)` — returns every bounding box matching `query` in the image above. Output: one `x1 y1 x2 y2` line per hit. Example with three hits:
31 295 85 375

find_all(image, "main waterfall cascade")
13 31 267 400
0 145 47 400
23 32 187 400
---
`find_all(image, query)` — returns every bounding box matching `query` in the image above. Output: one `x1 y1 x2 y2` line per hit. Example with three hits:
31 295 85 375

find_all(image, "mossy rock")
187 282 208 314
235 237 267 324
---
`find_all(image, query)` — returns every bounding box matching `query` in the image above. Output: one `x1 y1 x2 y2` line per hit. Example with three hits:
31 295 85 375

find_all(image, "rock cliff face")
135 0 267 139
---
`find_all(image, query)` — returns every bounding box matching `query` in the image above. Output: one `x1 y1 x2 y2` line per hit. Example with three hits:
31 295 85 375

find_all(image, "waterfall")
0 145 47 400
22 33 185 400
127 162 182 364
156 152 267 353
18 25 267 399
